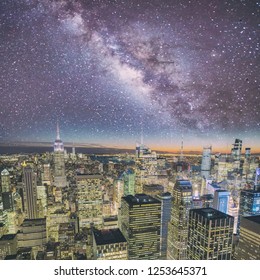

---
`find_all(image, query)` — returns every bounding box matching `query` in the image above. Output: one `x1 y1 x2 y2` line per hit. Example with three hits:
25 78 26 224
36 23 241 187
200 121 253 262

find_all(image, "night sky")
0 0 259 152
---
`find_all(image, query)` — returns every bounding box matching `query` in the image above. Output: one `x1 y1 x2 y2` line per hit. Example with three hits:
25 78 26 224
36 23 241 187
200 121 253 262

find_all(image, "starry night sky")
0 0 259 152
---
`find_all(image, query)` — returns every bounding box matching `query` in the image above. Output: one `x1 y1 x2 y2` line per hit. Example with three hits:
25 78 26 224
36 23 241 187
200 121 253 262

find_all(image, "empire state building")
53 122 67 188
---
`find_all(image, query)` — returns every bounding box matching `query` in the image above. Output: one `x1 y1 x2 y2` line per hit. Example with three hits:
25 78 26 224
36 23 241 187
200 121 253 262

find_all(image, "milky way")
0 0 259 150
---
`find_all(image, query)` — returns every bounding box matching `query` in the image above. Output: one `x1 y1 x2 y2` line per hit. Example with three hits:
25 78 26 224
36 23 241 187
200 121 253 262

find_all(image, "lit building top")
54 122 64 152
93 228 126 246
122 194 161 205
1 169 9 176
174 180 192 191
191 207 233 220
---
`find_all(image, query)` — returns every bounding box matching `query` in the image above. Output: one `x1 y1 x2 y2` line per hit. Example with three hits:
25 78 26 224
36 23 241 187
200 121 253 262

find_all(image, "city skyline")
0 0 259 151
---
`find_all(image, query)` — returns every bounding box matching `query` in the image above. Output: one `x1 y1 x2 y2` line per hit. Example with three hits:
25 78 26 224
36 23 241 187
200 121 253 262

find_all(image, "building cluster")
0 130 259 260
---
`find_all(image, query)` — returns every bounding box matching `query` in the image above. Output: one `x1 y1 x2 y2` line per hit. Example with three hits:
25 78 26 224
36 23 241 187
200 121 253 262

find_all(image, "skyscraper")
167 180 193 260
120 194 161 260
76 174 103 229
234 215 260 260
238 189 260 234
213 190 230 214
201 146 212 179
156 192 172 259
23 166 38 219
187 208 234 260
53 123 67 188
231 139 242 161
1 169 11 193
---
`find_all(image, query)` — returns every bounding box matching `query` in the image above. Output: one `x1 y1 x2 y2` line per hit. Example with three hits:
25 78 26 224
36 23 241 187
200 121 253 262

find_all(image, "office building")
187 208 234 260
201 146 211 179
76 174 103 229
213 190 230 214
23 166 38 219
156 192 172 259
53 123 67 188
120 194 161 260
17 218 47 250
0 234 17 260
167 180 193 260
235 215 260 260
1 169 11 193
92 228 127 260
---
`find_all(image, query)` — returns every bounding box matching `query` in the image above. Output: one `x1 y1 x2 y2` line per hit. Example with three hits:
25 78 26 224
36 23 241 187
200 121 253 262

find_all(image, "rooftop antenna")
56 120 60 140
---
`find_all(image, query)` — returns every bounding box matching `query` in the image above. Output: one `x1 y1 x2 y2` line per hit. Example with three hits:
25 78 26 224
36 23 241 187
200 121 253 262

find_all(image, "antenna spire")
56 120 60 140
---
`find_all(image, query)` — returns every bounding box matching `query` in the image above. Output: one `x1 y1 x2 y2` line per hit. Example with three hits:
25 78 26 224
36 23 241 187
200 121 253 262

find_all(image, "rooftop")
122 194 161 205
243 215 260 225
93 228 127 245
0 234 16 241
174 180 192 191
191 207 233 220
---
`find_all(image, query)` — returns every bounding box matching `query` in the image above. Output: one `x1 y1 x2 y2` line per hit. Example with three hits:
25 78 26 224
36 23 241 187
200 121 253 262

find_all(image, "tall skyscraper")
120 194 161 260
187 208 234 260
53 123 67 188
201 146 212 179
23 166 38 219
235 215 260 260
156 192 172 259
231 139 242 161
1 169 11 193
213 190 230 214
167 180 193 260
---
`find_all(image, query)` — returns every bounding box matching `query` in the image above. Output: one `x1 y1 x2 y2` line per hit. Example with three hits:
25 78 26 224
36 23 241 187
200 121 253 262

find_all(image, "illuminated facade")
53 123 67 188
201 146 212 179
156 192 172 259
213 190 230 214
120 194 161 260
167 180 193 260
1 169 11 193
76 174 103 229
23 166 38 219
187 208 234 260
235 215 260 260
92 228 127 260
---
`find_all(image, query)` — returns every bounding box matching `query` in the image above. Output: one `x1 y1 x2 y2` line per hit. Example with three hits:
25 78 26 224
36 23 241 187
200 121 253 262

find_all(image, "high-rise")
187 208 234 260
201 146 212 179
235 215 260 260
167 180 193 260
76 174 103 229
1 169 11 193
53 123 67 188
156 192 172 259
213 190 230 214
120 194 161 260
23 166 38 219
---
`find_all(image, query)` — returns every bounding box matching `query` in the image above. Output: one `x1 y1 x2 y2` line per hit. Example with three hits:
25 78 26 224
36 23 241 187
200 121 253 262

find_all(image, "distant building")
167 180 193 260
235 215 260 260
120 194 161 260
1 169 11 193
92 228 127 260
213 190 230 214
187 208 234 260
201 146 211 179
143 184 164 197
